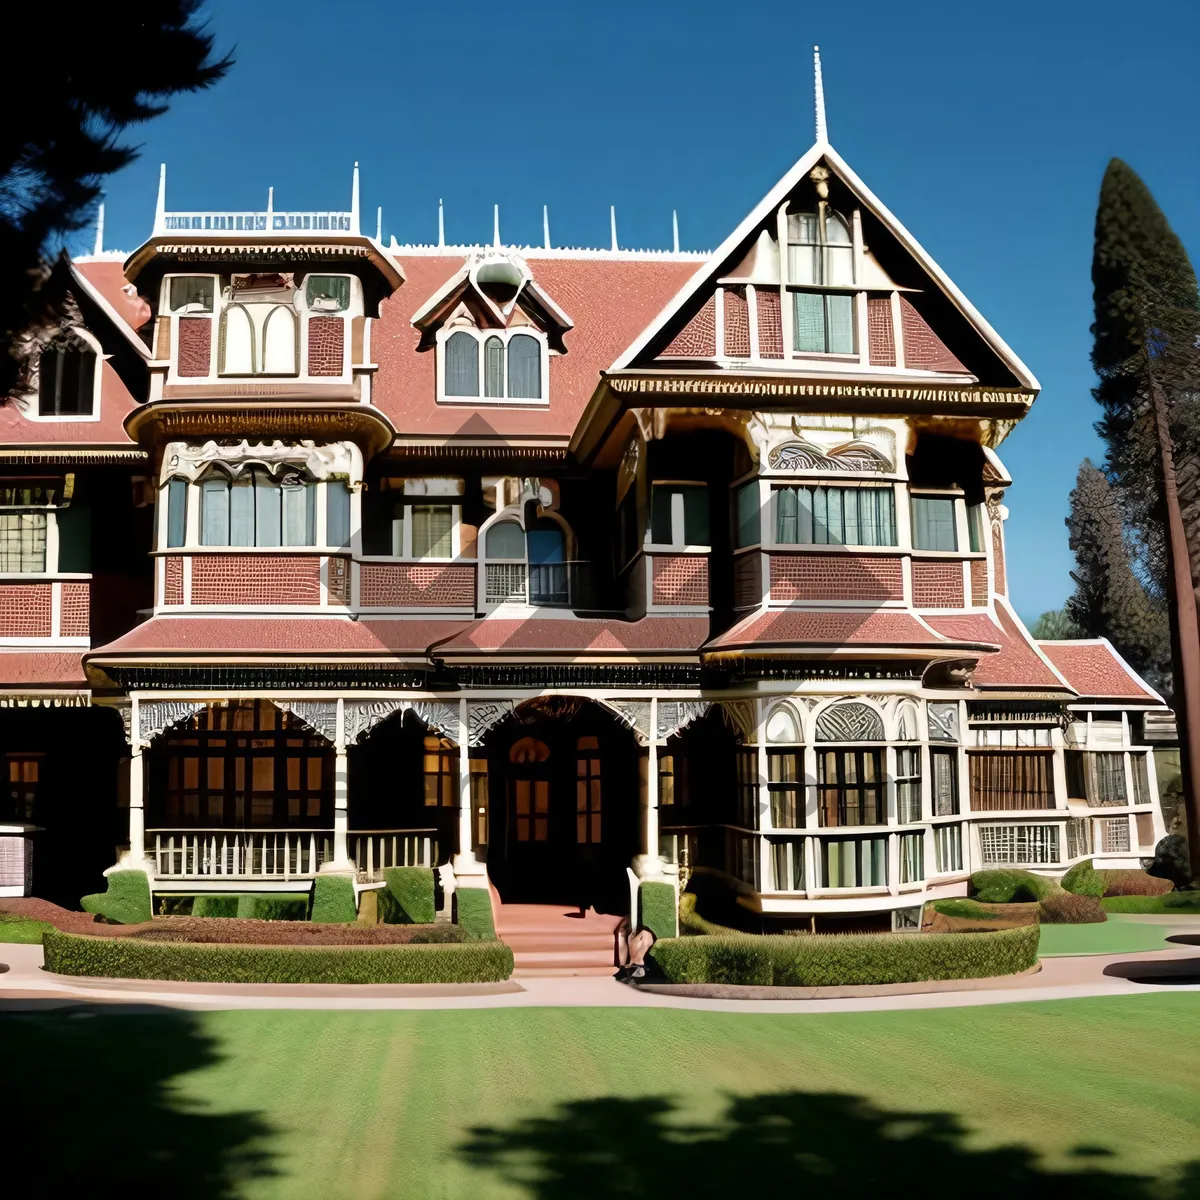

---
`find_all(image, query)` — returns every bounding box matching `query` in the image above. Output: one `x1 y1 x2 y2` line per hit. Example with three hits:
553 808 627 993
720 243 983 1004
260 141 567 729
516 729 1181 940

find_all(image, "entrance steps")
493 900 624 978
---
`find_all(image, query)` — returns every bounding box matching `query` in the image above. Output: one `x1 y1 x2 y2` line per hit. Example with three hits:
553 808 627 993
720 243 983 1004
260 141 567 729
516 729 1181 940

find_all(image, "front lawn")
1036 913 1185 957
0 913 50 943
2 996 1199 1198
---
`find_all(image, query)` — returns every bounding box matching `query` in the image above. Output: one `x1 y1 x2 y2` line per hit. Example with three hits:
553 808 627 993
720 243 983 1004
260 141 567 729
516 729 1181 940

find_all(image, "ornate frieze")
162 439 359 485
274 700 338 743
138 700 207 744
343 700 407 744
767 439 892 473
656 701 710 741
717 699 757 744
468 700 514 746
600 700 652 745
411 701 460 739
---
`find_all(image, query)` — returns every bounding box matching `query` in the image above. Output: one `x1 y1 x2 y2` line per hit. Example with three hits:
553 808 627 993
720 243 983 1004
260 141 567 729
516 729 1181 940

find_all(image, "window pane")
650 486 674 545
484 336 505 398
0 513 47 572
825 245 855 287
485 520 525 560
736 483 761 547
229 476 255 547
326 481 350 548
911 496 958 551
166 479 188 548
793 292 825 352
200 477 230 545
775 487 799 543
826 294 855 353
413 505 453 558
445 332 479 396
170 277 215 314
681 486 709 545
305 275 350 312
507 334 541 399
281 479 314 546
968 503 986 553
255 474 281 547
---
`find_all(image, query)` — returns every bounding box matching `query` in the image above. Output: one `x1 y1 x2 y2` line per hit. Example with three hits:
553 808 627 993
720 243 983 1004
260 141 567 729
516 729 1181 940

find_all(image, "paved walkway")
2 939 1199 1013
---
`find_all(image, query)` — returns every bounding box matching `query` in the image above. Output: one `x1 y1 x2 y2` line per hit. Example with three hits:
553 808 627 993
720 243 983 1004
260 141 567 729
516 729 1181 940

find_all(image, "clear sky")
85 0 1200 623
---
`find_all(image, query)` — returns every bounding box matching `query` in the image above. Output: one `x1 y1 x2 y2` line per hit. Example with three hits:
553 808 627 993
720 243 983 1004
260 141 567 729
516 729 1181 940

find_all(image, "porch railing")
349 829 437 880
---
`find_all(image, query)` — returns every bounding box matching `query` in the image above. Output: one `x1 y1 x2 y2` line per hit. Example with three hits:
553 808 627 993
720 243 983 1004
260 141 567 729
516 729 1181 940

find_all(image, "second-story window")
442 331 543 402
38 336 96 416
788 208 855 355
190 470 346 549
774 485 896 547
911 495 958 551
0 512 47 572
650 483 708 547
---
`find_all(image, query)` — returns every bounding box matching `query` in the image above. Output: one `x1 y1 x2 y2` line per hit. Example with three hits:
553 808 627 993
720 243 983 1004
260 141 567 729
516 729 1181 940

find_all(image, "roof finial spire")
610 205 619 253
672 209 680 254
543 204 551 251
493 203 501 248
153 163 167 233
93 202 105 256
437 199 445 248
813 46 828 144
375 206 382 241
350 162 361 235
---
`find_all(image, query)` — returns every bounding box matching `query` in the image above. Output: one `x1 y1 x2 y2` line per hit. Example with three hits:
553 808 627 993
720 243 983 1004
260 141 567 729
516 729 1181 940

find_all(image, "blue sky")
86 0 1200 623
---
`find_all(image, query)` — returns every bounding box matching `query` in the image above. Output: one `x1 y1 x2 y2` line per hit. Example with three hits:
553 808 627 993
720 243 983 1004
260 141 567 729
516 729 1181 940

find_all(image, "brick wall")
992 523 1007 595
867 297 896 366
756 288 783 358
60 582 90 637
662 295 716 357
191 556 323 605
359 563 475 608
722 287 750 357
163 557 184 605
651 555 708 606
177 317 211 377
734 551 762 609
912 561 965 608
307 316 344 377
0 584 52 636
899 297 966 373
970 558 988 606
770 554 903 603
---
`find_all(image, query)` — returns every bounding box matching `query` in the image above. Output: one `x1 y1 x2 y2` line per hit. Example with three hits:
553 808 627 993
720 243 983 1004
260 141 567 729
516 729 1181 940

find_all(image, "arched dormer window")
445 330 480 397
38 335 96 416
438 329 546 403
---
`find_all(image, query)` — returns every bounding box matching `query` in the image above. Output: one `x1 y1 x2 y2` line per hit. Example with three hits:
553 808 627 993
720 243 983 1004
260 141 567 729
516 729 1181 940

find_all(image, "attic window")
440 330 544 402
37 336 96 416
787 209 853 286
305 275 351 313
168 276 215 314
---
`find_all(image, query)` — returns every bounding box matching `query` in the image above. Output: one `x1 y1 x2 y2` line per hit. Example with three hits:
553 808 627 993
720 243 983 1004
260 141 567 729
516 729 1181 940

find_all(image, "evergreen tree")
1064 460 1171 692
1 4 231 396
1029 608 1083 641
1091 158 1200 875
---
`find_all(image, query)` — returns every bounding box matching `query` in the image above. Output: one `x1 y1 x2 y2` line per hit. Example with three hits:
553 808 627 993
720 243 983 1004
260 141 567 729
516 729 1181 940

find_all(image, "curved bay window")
152 701 333 828
817 748 884 827
766 703 803 829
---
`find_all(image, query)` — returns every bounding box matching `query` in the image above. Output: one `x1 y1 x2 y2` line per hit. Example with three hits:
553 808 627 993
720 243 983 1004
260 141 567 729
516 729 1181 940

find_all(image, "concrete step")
512 948 616 966
502 930 617 948
512 966 620 979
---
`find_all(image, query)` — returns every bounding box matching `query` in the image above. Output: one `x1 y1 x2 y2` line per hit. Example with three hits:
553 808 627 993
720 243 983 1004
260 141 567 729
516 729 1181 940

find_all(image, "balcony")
484 561 595 608
157 210 355 234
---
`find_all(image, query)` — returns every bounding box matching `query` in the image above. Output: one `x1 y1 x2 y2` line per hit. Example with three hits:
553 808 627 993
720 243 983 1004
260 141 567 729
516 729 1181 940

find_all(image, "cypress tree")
1091 158 1200 874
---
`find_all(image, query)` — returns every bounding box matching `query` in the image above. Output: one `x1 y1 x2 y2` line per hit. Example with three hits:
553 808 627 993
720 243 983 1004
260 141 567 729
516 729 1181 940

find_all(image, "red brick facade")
970 558 988 606
163 557 184 606
722 287 750 358
307 316 344 377
911 560 965 609
0 584 52 637
60 582 90 637
867 297 896 367
651 555 709 607
191 556 323 605
770 554 904 603
177 317 212 377
359 563 475 608
899 297 967 373
756 288 783 358
662 295 717 357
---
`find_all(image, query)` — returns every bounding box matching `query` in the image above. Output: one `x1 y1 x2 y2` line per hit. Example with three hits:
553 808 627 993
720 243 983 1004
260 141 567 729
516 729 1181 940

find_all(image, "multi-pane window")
793 292 855 354
933 823 963 873
979 823 1060 866
576 736 602 844
1066 817 1092 860
1066 751 1129 807
198 471 325 547
1098 816 1131 853
822 835 887 887
774 485 896 547
4 754 41 823
38 338 96 416
768 750 802 828
931 749 959 816
443 331 542 401
650 483 709 547
363 498 457 560
423 736 457 807
911 496 958 551
969 751 1054 811
735 749 759 830
896 747 922 824
411 504 454 558
771 839 806 891
787 211 854 286
818 748 884 827
899 832 924 883
0 513 47 572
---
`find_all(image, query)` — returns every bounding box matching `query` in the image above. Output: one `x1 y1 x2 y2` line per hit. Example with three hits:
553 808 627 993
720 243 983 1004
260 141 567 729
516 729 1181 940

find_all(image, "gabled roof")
1039 639 1164 703
609 141 1039 391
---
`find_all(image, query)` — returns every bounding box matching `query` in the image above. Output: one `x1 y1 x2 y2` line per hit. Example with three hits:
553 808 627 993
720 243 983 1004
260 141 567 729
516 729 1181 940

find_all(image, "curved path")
2 937 1199 1013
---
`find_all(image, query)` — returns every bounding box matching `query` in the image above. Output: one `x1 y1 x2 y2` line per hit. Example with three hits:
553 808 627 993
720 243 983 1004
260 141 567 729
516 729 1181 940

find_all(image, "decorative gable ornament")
815 701 885 743
767 438 892 473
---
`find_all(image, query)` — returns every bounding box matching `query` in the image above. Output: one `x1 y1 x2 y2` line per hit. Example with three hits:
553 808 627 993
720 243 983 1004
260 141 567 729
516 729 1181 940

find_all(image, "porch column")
127 745 147 863
322 698 353 872
453 699 486 884
634 697 666 879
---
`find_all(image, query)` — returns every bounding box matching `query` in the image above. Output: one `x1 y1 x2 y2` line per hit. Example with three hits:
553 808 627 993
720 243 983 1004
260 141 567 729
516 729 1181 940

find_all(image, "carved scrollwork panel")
814 701 885 743
927 702 959 744
468 701 514 746
410 701 461 741
600 700 651 745
274 700 339 743
138 700 207 744
718 700 757 744
344 700 407 745
656 701 710 741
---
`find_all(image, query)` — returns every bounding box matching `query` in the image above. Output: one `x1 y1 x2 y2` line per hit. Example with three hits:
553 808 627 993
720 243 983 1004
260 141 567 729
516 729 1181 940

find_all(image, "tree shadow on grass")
0 1003 274 1199
460 1091 1200 1200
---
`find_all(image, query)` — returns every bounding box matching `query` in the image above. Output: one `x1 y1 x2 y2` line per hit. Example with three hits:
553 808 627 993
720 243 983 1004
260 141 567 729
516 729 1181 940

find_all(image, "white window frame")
24 327 103 424
644 480 710 552
978 823 1061 866
434 326 550 407
767 480 901 551
908 489 965 555
0 509 58 577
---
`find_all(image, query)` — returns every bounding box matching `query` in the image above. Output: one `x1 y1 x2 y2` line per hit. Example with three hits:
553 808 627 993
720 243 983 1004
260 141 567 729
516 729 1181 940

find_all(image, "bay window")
768 750 802 828
818 748 884 826
822 835 887 888
979 823 1060 866
931 748 959 815
899 832 924 883
1065 751 1131 807
735 481 761 548
774 485 896 547
933 824 963 873
896 747 922 824
911 495 958 551
650 483 709 547
771 839 806 891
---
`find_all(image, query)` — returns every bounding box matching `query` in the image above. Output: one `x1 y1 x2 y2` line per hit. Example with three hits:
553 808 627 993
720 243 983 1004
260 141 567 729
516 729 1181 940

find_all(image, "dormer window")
440 329 545 403
168 277 215 314
37 335 96 416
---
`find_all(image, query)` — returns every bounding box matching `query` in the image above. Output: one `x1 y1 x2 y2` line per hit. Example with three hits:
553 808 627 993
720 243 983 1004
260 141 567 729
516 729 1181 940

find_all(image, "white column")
645 697 660 860
128 746 146 863
322 698 352 872
453 699 486 883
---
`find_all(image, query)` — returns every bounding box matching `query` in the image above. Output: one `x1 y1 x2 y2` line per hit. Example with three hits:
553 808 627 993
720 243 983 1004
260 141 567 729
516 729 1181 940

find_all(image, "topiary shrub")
1103 891 1200 914
1096 869 1174 897
379 867 436 925
310 875 357 924
638 880 678 940
235 894 308 921
1146 834 1192 890
43 929 514 984
80 870 152 925
926 899 1039 932
192 895 239 919
455 888 496 940
971 869 1059 903
1038 891 1107 924
1061 859 1107 897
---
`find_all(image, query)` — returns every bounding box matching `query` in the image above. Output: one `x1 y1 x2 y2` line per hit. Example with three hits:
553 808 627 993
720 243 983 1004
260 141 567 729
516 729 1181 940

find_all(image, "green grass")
0 914 50 943
3 996 1200 1198
1036 913 1180 956
1103 893 1200 914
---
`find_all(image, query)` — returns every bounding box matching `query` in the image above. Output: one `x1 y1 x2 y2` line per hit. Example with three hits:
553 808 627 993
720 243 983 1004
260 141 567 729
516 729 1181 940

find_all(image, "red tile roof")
372 255 698 440
430 616 709 655
924 604 1067 689
74 260 151 332
0 358 138 447
0 651 88 688
705 608 974 651
1039 640 1160 701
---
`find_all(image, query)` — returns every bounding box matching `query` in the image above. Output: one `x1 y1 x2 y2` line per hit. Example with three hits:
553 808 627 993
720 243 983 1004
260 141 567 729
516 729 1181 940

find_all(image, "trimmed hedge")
379 867 436 925
1097 870 1174 898
43 928 514 984
652 923 1039 987
311 875 357 924
971 869 1059 904
1038 891 1106 924
928 898 1039 925
181 894 310 920
1060 860 1107 898
679 892 741 937
1102 892 1200 914
638 880 678 940
0 913 51 944
80 870 152 925
192 895 238 919
455 888 496 940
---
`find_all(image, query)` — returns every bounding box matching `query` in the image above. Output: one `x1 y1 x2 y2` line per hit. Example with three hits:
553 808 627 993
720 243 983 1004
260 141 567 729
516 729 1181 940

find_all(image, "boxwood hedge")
638 880 678 940
379 867 436 925
80 869 152 925
455 888 496 940
651 923 1039 987
311 875 357 924
42 928 514 984
1102 891 1200 914
971 869 1060 903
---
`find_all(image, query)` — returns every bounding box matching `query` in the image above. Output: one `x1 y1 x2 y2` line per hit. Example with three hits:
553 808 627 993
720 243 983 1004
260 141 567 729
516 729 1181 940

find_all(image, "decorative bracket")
468 700 514 746
600 700 651 746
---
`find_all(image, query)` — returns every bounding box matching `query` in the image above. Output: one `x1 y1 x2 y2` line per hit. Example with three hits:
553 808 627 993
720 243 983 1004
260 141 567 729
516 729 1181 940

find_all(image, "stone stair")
494 899 623 978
